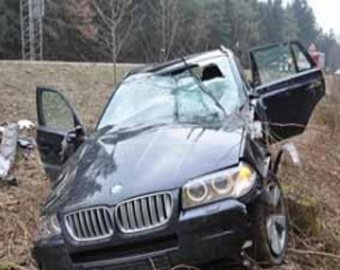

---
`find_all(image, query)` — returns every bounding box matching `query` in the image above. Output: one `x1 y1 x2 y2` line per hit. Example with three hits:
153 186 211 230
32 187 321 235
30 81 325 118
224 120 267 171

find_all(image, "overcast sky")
283 0 340 36
308 0 340 35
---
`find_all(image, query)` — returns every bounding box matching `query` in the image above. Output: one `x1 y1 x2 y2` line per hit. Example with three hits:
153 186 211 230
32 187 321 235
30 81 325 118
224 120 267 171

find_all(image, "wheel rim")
265 183 288 256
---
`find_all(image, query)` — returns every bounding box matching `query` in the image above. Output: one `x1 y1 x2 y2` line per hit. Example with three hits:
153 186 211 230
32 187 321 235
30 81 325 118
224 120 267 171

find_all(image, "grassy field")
0 62 132 270
0 61 339 270
0 62 140 129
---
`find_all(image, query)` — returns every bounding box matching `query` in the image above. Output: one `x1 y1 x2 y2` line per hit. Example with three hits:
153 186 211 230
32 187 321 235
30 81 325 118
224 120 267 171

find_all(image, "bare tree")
91 0 137 83
139 0 183 62
180 7 212 55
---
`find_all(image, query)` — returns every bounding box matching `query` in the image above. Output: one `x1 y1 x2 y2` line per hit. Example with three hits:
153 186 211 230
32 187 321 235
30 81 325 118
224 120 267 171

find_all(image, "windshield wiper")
179 56 228 119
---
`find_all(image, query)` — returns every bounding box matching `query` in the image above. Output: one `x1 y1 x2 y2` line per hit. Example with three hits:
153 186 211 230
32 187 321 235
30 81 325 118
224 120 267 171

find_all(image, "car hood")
44 124 245 214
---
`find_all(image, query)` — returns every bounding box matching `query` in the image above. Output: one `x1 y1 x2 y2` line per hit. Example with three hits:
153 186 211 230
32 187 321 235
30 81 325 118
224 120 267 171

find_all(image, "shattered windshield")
98 56 245 129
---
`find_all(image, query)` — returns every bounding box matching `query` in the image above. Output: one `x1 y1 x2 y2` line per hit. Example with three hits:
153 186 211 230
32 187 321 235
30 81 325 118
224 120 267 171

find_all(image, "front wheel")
249 174 289 268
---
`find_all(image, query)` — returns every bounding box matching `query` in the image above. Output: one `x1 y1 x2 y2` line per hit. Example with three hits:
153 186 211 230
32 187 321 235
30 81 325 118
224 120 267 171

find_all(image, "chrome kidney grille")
64 207 114 241
116 193 173 233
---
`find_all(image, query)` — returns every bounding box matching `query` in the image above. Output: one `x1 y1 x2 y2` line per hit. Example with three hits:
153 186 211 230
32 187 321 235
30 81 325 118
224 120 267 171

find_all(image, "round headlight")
185 180 208 202
211 174 234 195
182 163 257 209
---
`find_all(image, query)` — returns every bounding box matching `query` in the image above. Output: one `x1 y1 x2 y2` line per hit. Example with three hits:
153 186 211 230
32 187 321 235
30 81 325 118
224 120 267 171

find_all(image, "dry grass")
0 62 339 270
0 62 128 270
273 76 340 270
0 62 136 129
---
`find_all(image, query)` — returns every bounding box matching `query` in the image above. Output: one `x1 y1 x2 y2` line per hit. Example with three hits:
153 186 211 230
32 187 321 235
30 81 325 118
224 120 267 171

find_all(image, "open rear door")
36 88 86 181
249 41 325 142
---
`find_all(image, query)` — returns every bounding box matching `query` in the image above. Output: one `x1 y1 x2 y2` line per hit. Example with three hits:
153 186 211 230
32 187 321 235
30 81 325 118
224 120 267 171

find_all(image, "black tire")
249 173 289 268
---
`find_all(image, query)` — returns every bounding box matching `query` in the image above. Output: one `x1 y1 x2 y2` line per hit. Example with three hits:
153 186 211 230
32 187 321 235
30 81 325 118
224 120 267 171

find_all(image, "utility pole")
20 0 45 60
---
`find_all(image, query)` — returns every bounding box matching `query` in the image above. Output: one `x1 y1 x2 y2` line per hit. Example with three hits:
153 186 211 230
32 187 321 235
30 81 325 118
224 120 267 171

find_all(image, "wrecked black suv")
33 42 324 269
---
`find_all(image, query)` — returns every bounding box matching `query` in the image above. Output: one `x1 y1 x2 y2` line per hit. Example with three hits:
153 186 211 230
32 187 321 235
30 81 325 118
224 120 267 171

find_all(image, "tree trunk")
111 24 117 85
284 185 321 237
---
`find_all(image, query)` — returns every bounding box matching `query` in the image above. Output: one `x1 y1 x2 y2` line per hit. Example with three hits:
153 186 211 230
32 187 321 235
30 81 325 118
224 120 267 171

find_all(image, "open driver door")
36 88 86 181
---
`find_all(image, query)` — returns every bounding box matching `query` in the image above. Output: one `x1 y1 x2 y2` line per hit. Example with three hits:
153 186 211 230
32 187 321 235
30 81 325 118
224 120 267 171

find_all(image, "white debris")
282 142 302 167
250 121 263 139
0 124 19 179
0 155 10 178
18 119 35 130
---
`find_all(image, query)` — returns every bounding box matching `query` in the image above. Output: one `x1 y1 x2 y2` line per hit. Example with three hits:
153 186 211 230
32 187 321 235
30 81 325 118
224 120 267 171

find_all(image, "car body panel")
43 124 245 215
256 69 324 141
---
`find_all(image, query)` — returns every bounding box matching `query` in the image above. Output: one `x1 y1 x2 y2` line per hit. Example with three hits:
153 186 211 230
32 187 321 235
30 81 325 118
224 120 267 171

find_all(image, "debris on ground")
17 120 35 131
0 124 19 182
0 120 37 186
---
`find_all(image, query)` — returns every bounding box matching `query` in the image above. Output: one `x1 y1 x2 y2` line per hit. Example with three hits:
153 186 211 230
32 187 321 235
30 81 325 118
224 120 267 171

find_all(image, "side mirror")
66 125 86 141
60 125 86 163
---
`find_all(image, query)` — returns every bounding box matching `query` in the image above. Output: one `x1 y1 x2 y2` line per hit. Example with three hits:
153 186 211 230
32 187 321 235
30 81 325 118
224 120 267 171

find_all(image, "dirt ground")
0 62 339 270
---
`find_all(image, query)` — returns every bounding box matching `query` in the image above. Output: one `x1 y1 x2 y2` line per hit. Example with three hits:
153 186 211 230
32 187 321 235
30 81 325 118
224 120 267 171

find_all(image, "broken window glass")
98 57 244 129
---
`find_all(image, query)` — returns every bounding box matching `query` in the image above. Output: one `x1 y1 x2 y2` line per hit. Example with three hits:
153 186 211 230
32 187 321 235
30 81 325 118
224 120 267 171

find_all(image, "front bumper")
33 199 251 269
